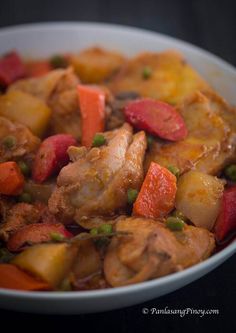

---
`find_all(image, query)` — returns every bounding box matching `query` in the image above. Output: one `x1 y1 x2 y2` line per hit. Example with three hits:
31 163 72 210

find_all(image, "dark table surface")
0 0 235 331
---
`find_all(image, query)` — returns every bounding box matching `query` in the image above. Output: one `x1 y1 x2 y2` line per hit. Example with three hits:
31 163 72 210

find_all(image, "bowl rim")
0 21 236 71
0 21 235 300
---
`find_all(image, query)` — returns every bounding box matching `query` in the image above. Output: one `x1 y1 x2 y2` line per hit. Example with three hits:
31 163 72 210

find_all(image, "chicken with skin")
9 68 82 139
0 201 57 242
104 217 215 287
0 116 40 163
49 123 147 227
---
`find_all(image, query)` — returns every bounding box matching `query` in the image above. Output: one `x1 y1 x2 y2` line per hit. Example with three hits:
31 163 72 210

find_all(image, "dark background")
0 0 236 66
0 0 235 331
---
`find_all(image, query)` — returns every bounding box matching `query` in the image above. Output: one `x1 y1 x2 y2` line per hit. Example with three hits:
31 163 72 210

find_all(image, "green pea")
90 228 98 236
50 232 65 242
166 217 185 231
167 165 180 178
2 135 16 149
92 134 106 147
17 161 30 176
127 188 138 204
142 66 152 79
50 55 68 69
18 192 32 203
224 164 236 182
98 224 113 234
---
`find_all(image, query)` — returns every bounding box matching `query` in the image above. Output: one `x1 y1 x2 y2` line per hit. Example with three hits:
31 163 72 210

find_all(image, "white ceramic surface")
0 22 235 314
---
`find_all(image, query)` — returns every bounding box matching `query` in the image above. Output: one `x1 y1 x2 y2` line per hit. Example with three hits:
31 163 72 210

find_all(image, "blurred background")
0 0 235 331
0 0 235 66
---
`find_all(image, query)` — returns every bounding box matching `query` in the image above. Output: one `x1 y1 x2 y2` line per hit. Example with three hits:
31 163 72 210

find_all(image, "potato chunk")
108 51 210 104
70 47 125 83
0 90 51 137
72 239 102 279
175 171 224 230
12 243 77 288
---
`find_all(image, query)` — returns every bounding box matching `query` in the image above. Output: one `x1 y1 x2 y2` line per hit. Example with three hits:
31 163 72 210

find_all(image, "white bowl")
0 22 235 314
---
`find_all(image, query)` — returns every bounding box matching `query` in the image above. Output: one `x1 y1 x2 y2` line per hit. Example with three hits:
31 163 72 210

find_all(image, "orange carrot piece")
78 84 105 148
26 60 51 77
0 161 24 195
0 264 50 291
133 162 177 219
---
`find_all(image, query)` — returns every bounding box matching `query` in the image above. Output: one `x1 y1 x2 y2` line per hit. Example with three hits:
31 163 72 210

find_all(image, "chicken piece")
145 92 232 175
0 202 57 242
33 202 58 225
104 217 215 287
47 67 79 115
49 112 81 140
204 90 236 132
115 218 158 272
9 68 73 101
108 51 211 105
46 68 81 138
104 237 138 286
0 116 40 163
195 133 236 175
9 68 82 140
0 203 40 242
72 239 102 279
66 233 106 291
194 91 236 174
70 47 126 83
49 124 147 227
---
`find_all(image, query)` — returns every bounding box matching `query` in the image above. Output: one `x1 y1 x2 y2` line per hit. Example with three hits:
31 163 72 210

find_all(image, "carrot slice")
78 84 105 148
133 162 177 219
0 264 50 291
0 161 24 195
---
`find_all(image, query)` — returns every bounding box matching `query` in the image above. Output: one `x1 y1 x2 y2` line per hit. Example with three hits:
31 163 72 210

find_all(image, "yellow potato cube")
0 90 51 137
70 47 125 83
175 171 224 230
12 243 77 288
